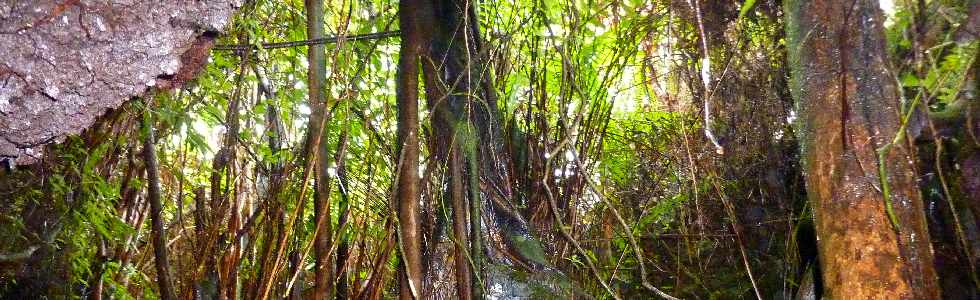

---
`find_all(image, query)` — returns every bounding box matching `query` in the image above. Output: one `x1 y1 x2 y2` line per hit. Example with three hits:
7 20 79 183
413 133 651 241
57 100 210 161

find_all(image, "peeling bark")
785 0 940 298
0 0 241 164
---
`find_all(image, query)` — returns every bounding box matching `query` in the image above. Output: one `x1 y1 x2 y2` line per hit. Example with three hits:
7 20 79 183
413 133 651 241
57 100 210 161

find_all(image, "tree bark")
395 0 431 297
305 0 335 298
142 104 178 300
449 147 472 300
426 0 557 288
0 1 240 164
955 0 980 44
785 0 940 298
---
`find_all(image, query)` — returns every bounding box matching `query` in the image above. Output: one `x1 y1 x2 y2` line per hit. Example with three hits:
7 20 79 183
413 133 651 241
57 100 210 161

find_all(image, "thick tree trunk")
0 1 240 164
395 0 431 297
785 0 940 298
426 0 554 283
142 106 177 300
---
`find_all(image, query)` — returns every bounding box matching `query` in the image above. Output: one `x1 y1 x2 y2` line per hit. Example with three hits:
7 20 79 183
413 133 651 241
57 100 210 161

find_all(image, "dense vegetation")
1 0 978 298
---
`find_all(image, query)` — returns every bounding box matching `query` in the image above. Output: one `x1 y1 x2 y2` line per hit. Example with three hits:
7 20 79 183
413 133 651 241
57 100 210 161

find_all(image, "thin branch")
571 155 680 300
0 221 61 263
211 31 400 51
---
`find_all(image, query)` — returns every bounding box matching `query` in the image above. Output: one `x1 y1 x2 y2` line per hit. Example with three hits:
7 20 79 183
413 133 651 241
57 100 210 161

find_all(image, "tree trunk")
785 0 940 298
305 0 335 298
450 147 472 300
142 104 177 300
0 1 239 164
425 0 557 289
395 0 431 297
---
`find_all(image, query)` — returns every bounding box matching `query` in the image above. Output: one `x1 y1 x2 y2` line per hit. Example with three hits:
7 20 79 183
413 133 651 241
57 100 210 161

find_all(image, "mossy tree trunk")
785 0 940 298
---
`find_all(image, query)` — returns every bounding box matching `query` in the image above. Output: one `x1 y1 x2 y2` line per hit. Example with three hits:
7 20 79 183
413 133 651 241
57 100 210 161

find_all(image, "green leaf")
738 0 757 19
187 130 212 153
900 73 920 87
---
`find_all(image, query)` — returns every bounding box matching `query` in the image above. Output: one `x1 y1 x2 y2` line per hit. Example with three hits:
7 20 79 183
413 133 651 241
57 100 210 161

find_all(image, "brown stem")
394 0 431 298
142 102 177 300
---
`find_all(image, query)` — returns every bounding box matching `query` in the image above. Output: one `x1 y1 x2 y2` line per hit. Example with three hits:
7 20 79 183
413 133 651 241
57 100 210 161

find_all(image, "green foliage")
4 0 977 298
738 0 758 20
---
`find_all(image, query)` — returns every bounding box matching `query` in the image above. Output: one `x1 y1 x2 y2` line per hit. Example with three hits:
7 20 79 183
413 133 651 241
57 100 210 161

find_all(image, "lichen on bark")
0 0 241 165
